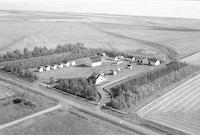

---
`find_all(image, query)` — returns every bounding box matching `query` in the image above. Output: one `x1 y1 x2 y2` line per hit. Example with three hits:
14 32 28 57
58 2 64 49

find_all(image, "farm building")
126 64 132 69
114 57 119 61
136 57 143 65
58 63 64 68
51 64 57 70
70 60 76 66
106 70 117 75
130 57 136 63
148 58 161 66
37 67 44 72
142 58 149 65
89 72 106 84
44 65 51 71
85 56 102 67
63 62 70 67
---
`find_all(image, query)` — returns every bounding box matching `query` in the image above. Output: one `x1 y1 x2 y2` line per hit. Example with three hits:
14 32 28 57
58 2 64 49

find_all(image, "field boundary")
0 103 62 131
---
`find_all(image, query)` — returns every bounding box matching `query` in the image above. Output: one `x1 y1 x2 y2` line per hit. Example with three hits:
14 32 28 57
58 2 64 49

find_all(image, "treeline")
4 49 98 70
106 61 200 110
0 43 84 62
3 49 99 80
54 78 98 101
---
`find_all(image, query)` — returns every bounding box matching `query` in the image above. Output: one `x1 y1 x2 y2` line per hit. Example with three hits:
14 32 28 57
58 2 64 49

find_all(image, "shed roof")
148 58 159 62
90 56 102 63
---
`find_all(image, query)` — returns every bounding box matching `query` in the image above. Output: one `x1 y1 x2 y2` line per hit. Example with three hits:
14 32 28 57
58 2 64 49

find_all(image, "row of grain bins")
37 60 76 72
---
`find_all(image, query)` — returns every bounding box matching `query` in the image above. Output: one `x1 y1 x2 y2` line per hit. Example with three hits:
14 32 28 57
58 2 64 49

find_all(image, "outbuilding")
58 63 64 68
148 58 161 66
51 64 57 70
44 65 51 71
63 62 70 67
85 56 102 67
37 67 44 72
142 58 149 65
70 60 76 66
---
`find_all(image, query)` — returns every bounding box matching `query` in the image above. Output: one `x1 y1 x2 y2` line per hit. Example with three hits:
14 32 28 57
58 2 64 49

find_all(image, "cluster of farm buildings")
37 52 162 85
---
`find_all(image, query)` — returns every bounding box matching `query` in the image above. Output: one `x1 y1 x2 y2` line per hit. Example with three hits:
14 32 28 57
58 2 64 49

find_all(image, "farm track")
137 74 200 135
83 22 178 60
0 73 161 135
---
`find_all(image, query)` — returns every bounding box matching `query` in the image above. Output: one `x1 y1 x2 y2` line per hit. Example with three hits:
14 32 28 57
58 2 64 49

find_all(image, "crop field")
0 80 56 125
1 10 200 59
137 74 200 135
181 52 200 65
38 57 152 83
2 108 135 135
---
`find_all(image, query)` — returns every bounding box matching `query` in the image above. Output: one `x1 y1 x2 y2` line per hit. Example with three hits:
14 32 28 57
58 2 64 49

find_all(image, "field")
0 79 56 125
38 56 152 83
0 81 14 99
1 108 135 135
137 74 200 135
181 52 200 65
1 10 200 59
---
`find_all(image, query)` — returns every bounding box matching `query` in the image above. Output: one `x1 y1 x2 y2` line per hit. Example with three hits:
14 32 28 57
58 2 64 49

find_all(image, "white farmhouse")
89 72 106 84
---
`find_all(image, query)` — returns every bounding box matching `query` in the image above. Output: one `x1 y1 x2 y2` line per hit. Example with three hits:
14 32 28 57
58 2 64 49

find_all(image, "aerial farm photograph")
0 0 199 135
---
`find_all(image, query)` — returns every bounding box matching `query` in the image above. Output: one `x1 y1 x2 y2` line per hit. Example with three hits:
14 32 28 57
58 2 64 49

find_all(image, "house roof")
90 56 102 63
148 58 159 62
90 72 103 80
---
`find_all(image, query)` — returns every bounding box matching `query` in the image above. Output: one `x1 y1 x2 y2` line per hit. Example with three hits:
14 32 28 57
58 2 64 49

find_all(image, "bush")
106 62 200 110
54 78 98 101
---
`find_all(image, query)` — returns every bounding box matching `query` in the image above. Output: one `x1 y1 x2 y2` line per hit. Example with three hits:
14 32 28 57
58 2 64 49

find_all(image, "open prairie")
137 74 200 135
1 10 200 59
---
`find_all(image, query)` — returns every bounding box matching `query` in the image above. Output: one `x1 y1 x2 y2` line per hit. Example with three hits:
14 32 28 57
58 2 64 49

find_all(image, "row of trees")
3 48 99 80
106 61 200 110
54 78 98 101
0 43 84 62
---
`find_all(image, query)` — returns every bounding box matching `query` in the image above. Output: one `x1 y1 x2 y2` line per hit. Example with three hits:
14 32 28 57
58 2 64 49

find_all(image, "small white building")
37 67 44 72
101 52 106 56
51 64 57 70
63 62 70 67
149 58 161 66
89 72 106 84
130 57 136 63
70 60 76 66
44 65 51 71
85 56 102 67
58 63 64 68
114 56 119 61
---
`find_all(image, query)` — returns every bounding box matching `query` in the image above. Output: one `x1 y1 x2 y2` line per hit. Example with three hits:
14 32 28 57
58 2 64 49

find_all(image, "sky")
0 0 200 19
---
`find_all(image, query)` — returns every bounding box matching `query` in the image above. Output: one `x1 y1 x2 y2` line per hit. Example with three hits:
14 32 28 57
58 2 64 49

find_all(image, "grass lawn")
38 57 152 83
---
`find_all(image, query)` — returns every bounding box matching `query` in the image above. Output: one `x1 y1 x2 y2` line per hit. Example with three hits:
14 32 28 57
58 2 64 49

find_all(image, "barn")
85 56 102 67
